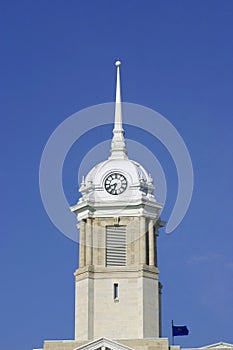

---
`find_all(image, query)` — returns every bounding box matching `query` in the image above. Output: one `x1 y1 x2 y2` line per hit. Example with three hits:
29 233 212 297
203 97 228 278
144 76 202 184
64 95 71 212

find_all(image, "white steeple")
70 60 163 342
109 60 128 160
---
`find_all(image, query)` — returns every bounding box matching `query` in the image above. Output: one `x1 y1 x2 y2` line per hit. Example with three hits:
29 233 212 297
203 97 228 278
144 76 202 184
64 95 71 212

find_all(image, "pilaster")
79 220 86 268
139 217 146 264
86 218 93 266
148 219 154 266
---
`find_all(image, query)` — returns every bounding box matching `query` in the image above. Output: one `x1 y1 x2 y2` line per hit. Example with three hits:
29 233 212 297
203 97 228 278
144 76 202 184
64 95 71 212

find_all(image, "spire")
109 60 128 160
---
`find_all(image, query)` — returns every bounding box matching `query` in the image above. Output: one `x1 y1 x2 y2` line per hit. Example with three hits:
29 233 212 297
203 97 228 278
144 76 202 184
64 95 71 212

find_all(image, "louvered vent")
106 226 126 266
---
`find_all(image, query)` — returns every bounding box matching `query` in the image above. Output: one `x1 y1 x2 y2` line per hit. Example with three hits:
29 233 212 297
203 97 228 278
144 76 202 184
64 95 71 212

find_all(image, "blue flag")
172 325 189 336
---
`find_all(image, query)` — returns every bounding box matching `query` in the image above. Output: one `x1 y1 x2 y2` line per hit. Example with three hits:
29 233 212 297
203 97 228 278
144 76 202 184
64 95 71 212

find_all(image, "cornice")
74 265 159 281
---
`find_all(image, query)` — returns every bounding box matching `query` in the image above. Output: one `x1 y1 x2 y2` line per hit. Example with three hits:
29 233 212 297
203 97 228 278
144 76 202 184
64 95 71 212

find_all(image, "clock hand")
112 182 117 189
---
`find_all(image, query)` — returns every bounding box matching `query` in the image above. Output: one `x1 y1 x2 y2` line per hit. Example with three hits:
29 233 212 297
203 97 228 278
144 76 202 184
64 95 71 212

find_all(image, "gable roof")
75 338 134 350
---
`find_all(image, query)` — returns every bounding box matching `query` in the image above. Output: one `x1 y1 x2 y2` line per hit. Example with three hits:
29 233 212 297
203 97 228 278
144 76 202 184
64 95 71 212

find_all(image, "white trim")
183 343 233 350
74 337 134 350
200 343 233 349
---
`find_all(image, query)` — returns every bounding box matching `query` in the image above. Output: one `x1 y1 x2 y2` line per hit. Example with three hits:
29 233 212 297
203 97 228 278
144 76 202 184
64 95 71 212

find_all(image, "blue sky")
1 1 233 349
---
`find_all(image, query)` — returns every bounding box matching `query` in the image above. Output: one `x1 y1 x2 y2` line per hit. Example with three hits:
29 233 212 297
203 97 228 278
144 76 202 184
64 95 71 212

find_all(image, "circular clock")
104 172 127 195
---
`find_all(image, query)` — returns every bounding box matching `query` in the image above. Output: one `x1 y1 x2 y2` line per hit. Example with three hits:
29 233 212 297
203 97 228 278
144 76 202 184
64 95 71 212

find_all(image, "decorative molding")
74 337 134 350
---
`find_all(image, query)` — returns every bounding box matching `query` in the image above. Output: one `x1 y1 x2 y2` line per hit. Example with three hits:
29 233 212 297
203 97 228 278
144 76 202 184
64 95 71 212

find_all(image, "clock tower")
71 61 163 341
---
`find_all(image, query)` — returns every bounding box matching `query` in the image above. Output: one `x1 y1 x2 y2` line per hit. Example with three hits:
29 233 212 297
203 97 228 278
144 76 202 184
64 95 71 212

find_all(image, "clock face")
104 172 127 195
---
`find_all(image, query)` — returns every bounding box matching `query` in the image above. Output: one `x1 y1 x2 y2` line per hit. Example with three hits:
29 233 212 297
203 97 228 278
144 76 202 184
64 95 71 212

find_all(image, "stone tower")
71 61 163 342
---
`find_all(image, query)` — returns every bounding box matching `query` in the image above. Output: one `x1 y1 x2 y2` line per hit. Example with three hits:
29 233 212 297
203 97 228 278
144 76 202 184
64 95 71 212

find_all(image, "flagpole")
172 320 174 346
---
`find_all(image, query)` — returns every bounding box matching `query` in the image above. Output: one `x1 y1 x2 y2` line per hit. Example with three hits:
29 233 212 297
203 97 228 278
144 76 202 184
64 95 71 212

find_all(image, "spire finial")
109 60 128 160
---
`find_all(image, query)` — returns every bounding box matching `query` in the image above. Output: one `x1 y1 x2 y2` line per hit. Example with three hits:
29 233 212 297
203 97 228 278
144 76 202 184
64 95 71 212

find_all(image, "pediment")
74 338 134 350
200 343 233 349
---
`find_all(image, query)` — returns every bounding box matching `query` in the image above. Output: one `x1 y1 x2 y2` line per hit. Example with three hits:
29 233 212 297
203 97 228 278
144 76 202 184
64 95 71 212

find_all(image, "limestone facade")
74 216 161 341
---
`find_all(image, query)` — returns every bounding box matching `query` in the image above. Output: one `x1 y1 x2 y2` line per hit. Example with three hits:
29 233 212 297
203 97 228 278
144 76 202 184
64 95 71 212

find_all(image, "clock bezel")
104 172 128 195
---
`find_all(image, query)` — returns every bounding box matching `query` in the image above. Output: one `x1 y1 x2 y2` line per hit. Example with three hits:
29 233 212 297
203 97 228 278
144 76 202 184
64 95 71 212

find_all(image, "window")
113 283 119 299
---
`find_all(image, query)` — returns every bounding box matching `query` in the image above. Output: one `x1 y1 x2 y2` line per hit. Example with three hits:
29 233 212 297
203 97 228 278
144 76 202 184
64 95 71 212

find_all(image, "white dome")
71 60 162 220
79 157 155 204
85 158 151 186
